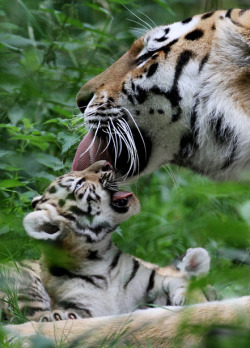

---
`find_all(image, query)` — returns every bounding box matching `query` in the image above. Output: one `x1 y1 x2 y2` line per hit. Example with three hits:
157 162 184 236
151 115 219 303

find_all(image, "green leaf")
0 179 25 189
0 150 15 158
43 118 70 126
8 107 24 126
34 171 56 182
84 1 111 17
35 153 65 171
58 132 79 153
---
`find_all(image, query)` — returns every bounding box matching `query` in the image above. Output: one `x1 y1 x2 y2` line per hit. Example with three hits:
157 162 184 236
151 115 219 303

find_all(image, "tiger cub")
0 161 210 322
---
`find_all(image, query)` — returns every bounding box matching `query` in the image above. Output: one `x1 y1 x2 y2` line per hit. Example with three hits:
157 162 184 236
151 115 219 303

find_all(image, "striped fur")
75 9 250 181
1 161 209 321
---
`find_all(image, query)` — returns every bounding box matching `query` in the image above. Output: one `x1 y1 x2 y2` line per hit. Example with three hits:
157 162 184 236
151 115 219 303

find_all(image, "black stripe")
239 9 248 16
185 29 203 41
135 39 178 66
182 17 192 24
48 265 103 288
221 139 238 170
146 62 159 78
49 265 72 277
22 306 48 316
17 292 48 302
60 212 76 221
164 50 194 108
190 100 199 144
201 11 214 20
175 50 194 86
146 270 156 293
199 54 209 72
155 36 168 43
209 114 234 145
225 9 233 18
59 301 92 317
69 205 87 216
135 85 147 104
124 259 140 289
109 250 122 271
179 132 195 160
80 275 102 288
32 197 42 208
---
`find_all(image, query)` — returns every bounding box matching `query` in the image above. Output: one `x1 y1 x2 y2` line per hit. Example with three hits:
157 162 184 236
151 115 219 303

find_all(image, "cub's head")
23 161 140 243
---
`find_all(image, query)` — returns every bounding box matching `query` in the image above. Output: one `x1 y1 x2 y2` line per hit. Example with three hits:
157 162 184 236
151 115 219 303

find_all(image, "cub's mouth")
72 128 152 179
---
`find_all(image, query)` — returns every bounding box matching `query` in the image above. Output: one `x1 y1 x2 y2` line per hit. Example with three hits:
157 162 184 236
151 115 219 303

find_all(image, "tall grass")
0 0 249 347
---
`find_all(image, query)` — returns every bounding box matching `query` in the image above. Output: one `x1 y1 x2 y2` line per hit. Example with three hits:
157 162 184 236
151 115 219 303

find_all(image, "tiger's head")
73 9 250 181
23 161 140 244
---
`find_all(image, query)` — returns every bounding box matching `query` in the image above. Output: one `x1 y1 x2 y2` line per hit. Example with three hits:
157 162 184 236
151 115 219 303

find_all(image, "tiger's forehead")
134 11 223 69
141 10 222 48
143 15 201 52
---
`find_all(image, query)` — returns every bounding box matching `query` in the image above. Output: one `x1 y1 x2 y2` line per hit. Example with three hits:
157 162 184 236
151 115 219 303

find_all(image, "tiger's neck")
171 64 250 180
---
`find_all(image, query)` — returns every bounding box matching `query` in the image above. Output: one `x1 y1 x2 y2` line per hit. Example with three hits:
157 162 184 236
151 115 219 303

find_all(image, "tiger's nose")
76 89 94 114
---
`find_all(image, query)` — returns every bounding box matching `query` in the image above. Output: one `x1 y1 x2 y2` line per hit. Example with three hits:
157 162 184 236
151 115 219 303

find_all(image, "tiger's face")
73 9 250 181
24 161 140 243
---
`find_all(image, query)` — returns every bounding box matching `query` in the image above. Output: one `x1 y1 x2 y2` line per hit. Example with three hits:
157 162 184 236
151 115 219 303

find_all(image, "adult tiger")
73 9 250 181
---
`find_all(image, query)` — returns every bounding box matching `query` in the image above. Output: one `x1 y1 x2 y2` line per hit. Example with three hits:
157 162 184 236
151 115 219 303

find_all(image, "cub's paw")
171 288 186 306
40 310 81 322
178 247 210 279
163 277 187 306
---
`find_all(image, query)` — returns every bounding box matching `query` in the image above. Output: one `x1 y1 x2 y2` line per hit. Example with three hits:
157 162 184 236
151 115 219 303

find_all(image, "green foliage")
0 0 249 346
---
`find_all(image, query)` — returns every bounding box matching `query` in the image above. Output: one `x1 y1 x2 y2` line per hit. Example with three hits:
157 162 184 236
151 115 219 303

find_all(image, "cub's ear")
23 209 62 241
177 248 210 279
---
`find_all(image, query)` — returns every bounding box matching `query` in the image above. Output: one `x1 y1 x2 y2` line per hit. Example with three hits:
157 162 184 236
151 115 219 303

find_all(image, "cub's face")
24 161 140 242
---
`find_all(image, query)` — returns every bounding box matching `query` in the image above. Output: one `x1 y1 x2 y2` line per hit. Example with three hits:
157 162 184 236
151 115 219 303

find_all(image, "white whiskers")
76 95 147 179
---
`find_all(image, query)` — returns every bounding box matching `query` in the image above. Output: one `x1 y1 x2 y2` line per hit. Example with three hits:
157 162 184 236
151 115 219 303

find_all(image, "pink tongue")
112 191 133 201
72 132 111 171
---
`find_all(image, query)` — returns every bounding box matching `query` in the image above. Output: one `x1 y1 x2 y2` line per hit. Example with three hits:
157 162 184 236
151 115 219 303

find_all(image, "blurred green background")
0 0 249 337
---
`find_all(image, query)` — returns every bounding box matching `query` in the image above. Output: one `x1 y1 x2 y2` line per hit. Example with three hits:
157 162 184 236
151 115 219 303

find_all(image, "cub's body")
1 161 209 321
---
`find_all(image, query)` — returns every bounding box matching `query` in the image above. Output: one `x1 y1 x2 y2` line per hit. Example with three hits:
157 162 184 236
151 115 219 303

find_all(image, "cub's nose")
77 89 94 114
102 161 113 172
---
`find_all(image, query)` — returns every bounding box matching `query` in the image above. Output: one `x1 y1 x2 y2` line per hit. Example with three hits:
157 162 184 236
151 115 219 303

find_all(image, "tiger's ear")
218 16 250 68
23 209 62 241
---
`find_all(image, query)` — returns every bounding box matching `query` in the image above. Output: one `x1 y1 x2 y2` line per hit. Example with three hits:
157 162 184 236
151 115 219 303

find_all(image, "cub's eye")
75 178 85 191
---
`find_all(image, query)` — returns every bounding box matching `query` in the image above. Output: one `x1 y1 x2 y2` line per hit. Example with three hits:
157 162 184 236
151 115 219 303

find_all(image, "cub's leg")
0 261 51 322
163 248 210 306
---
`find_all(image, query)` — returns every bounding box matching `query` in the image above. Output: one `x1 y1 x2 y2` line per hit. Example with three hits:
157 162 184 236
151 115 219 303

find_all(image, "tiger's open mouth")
72 128 152 179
